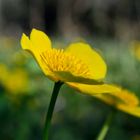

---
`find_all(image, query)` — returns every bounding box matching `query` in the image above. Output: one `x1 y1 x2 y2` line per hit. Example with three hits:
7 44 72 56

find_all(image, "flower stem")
43 81 63 140
96 109 116 140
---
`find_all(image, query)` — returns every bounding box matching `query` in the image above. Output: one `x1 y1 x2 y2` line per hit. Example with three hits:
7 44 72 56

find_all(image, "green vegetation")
0 37 140 140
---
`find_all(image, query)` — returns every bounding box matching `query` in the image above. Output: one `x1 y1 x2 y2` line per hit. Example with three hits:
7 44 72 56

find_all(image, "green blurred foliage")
0 37 140 140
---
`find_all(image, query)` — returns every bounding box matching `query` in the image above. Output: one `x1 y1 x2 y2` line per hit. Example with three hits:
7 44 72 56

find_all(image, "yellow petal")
65 42 107 80
117 104 140 117
94 92 140 117
21 33 32 52
30 28 52 51
54 71 103 84
21 29 52 54
21 31 57 81
96 89 139 106
66 83 120 95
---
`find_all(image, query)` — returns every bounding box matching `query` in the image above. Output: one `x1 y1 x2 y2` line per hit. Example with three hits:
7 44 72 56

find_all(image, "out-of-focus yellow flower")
130 40 140 60
21 29 119 95
132 134 140 140
0 64 9 82
0 64 29 94
94 87 140 117
5 69 29 94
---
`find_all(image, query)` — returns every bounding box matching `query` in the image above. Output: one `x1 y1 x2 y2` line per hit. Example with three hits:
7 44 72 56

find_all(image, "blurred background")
0 0 140 140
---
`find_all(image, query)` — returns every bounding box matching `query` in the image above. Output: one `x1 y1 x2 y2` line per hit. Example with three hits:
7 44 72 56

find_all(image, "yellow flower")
0 64 29 94
0 64 9 83
5 69 29 94
94 87 140 117
130 40 140 60
21 29 119 95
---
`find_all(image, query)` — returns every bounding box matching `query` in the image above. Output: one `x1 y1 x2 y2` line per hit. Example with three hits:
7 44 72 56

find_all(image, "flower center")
40 48 90 78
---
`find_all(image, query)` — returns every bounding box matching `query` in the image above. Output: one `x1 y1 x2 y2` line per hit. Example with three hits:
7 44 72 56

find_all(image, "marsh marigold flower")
21 29 119 95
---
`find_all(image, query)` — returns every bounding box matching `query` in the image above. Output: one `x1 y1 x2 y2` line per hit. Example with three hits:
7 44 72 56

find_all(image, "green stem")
96 109 116 140
43 81 63 140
